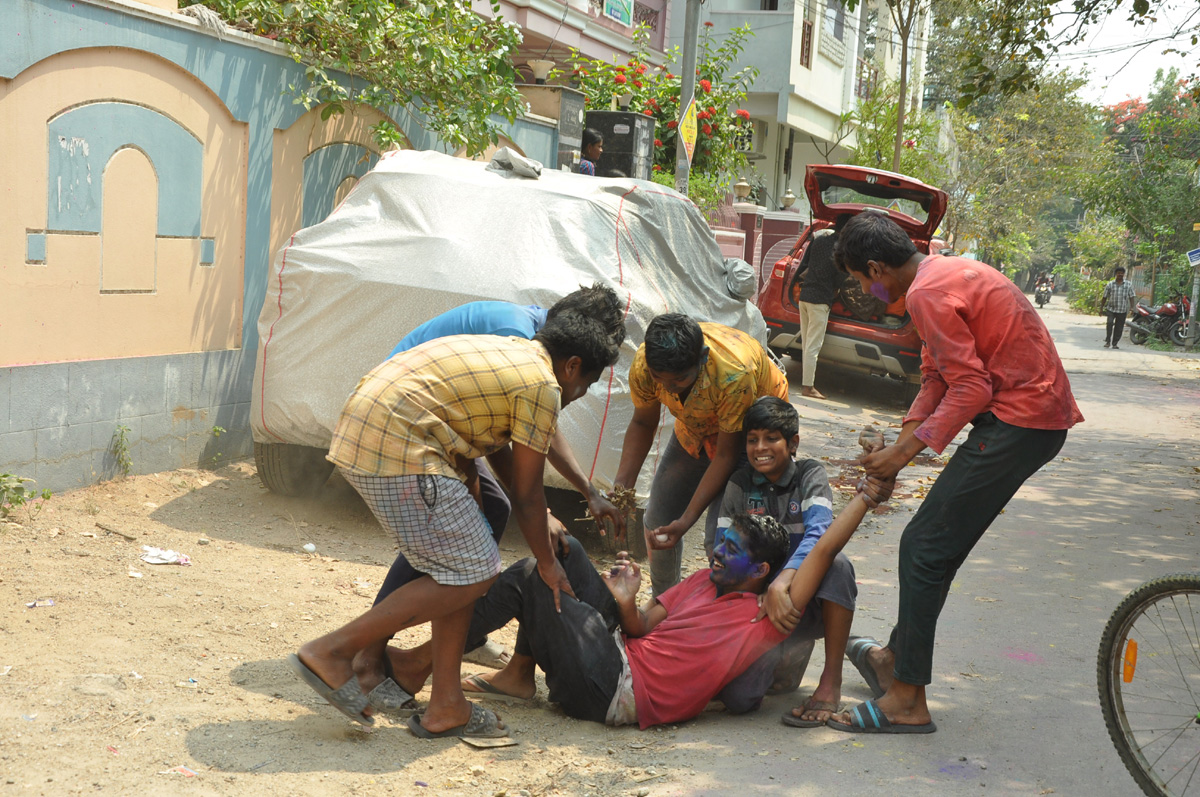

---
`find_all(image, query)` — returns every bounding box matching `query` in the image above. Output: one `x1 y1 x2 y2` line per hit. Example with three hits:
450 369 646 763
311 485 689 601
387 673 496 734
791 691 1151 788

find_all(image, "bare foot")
296 642 373 719
461 671 536 701
790 697 839 724
384 643 433 696
463 654 537 700
801 386 826 400
418 696 478 734
864 645 895 694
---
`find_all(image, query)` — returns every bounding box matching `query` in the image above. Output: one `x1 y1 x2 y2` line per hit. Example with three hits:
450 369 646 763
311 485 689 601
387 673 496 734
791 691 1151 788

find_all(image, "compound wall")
0 0 558 491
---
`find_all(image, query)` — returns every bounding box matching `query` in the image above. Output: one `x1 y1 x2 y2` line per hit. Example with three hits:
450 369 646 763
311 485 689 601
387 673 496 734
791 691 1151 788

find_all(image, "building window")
824 0 845 42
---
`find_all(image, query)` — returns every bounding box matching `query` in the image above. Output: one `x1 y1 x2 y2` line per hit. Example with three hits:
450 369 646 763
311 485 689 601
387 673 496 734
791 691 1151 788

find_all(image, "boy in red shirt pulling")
829 213 1083 734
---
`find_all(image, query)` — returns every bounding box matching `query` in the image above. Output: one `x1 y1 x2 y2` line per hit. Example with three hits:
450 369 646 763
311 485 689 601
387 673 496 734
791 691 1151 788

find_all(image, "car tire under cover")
255 442 335 496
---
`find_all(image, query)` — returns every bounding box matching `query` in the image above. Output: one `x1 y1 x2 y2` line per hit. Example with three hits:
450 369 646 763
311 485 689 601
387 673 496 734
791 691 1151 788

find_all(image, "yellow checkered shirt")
629 322 788 459
327 335 560 479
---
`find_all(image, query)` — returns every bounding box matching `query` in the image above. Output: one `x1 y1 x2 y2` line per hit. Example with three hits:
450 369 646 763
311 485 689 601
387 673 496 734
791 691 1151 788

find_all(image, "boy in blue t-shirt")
714 396 861 727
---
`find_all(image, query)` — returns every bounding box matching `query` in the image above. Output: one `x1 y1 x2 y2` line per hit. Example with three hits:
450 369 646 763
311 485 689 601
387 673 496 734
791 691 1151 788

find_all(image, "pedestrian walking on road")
1102 267 1138 349
826 213 1084 735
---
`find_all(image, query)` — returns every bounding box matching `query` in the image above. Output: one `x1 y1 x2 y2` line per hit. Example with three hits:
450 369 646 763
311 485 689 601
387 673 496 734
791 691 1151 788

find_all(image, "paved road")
658 299 1200 795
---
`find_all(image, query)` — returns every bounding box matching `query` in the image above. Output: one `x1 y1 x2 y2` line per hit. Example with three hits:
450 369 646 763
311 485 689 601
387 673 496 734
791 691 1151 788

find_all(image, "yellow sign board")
679 96 698 164
1193 222 1200 231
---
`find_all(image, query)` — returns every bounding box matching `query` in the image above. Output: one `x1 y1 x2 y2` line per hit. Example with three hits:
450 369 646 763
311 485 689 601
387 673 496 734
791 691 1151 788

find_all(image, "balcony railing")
855 56 879 100
799 19 813 69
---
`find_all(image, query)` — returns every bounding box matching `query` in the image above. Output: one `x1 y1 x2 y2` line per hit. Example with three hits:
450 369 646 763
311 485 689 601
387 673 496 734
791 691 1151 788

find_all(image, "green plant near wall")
111 425 133 478
0 474 52 522
189 0 525 155
207 426 228 468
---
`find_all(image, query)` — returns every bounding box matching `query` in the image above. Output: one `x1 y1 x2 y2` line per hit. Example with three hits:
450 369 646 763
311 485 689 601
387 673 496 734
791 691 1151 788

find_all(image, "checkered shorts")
341 471 501 586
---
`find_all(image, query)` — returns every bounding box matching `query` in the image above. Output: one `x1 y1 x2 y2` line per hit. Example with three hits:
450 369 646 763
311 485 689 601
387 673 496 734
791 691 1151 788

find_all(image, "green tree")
940 71 1102 270
192 0 526 155
1084 69 1200 262
919 0 1198 108
845 78 946 186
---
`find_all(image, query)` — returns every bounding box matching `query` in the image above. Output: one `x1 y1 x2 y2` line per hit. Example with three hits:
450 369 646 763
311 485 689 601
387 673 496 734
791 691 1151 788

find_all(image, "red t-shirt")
904 255 1084 452
625 570 786 729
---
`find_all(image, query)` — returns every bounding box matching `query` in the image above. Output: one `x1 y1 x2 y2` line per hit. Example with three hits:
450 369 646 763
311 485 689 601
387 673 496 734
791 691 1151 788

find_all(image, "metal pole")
1190 228 1200 350
674 0 701 196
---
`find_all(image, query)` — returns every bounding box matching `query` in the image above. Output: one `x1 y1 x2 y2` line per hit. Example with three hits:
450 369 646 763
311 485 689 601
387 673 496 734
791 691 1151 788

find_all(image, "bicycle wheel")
1098 573 1200 796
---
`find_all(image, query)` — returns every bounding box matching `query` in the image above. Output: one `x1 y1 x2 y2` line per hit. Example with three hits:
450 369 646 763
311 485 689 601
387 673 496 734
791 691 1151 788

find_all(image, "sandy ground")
0 395 926 796
2 301 1197 796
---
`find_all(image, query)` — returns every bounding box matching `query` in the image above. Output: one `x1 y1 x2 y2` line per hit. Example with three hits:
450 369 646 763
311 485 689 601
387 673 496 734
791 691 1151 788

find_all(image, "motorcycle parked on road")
1035 283 1052 308
1127 289 1192 347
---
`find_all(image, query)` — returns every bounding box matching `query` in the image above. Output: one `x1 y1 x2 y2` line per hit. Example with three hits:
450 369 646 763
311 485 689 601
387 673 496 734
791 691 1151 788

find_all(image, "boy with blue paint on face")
714 396 874 727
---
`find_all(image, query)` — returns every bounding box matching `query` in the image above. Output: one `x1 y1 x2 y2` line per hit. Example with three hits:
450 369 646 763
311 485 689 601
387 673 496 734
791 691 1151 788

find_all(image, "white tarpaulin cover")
251 149 769 497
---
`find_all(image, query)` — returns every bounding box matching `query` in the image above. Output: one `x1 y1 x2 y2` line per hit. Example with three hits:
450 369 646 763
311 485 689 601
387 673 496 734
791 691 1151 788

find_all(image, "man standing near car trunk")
826 214 1082 734
793 213 852 400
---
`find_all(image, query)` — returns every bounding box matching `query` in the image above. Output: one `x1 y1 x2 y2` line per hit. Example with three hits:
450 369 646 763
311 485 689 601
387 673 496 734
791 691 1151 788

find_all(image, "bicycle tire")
1097 573 1200 796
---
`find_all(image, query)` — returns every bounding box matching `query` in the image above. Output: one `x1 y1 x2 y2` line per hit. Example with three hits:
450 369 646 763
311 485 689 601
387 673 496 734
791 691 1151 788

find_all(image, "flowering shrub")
568 24 758 180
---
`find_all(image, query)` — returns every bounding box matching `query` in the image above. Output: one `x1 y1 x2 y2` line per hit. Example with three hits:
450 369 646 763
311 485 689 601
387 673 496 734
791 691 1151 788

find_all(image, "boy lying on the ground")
389 470 891 730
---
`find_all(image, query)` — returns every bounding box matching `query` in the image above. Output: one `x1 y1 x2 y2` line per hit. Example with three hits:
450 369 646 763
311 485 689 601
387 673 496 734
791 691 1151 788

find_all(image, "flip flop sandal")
462 673 532 704
287 653 373 727
463 639 512 669
407 703 510 739
845 636 886 699
825 699 937 735
367 678 419 717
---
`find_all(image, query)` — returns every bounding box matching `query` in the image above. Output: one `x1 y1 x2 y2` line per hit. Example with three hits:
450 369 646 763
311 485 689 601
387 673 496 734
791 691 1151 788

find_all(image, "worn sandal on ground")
287 653 374 727
826 699 937 734
463 639 512 669
367 678 419 717
845 636 886 699
461 673 532 704
407 704 509 739
781 698 840 729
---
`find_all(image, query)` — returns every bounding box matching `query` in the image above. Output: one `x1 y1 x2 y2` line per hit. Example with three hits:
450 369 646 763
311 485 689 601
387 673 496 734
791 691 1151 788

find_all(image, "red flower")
704 21 714 27
699 79 712 93
903 138 915 149
702 123 713 135
667 120 678 129
653 164 663 172
655 138 663 146
637 64 647 74
648 98 659 108
644 109 654 116
708 106 717 115
696 110 708 120
615 73 627 84
667 73 675 79
735 108 751 120
615 65 626 72
633 80 643 88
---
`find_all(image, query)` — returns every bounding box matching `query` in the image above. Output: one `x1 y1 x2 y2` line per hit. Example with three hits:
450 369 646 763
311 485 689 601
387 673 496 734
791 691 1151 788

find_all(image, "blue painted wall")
48 103 203 237
0 0 562 491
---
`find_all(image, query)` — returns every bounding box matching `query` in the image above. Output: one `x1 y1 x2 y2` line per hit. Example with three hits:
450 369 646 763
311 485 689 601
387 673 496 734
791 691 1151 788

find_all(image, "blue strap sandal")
826 699 937 734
